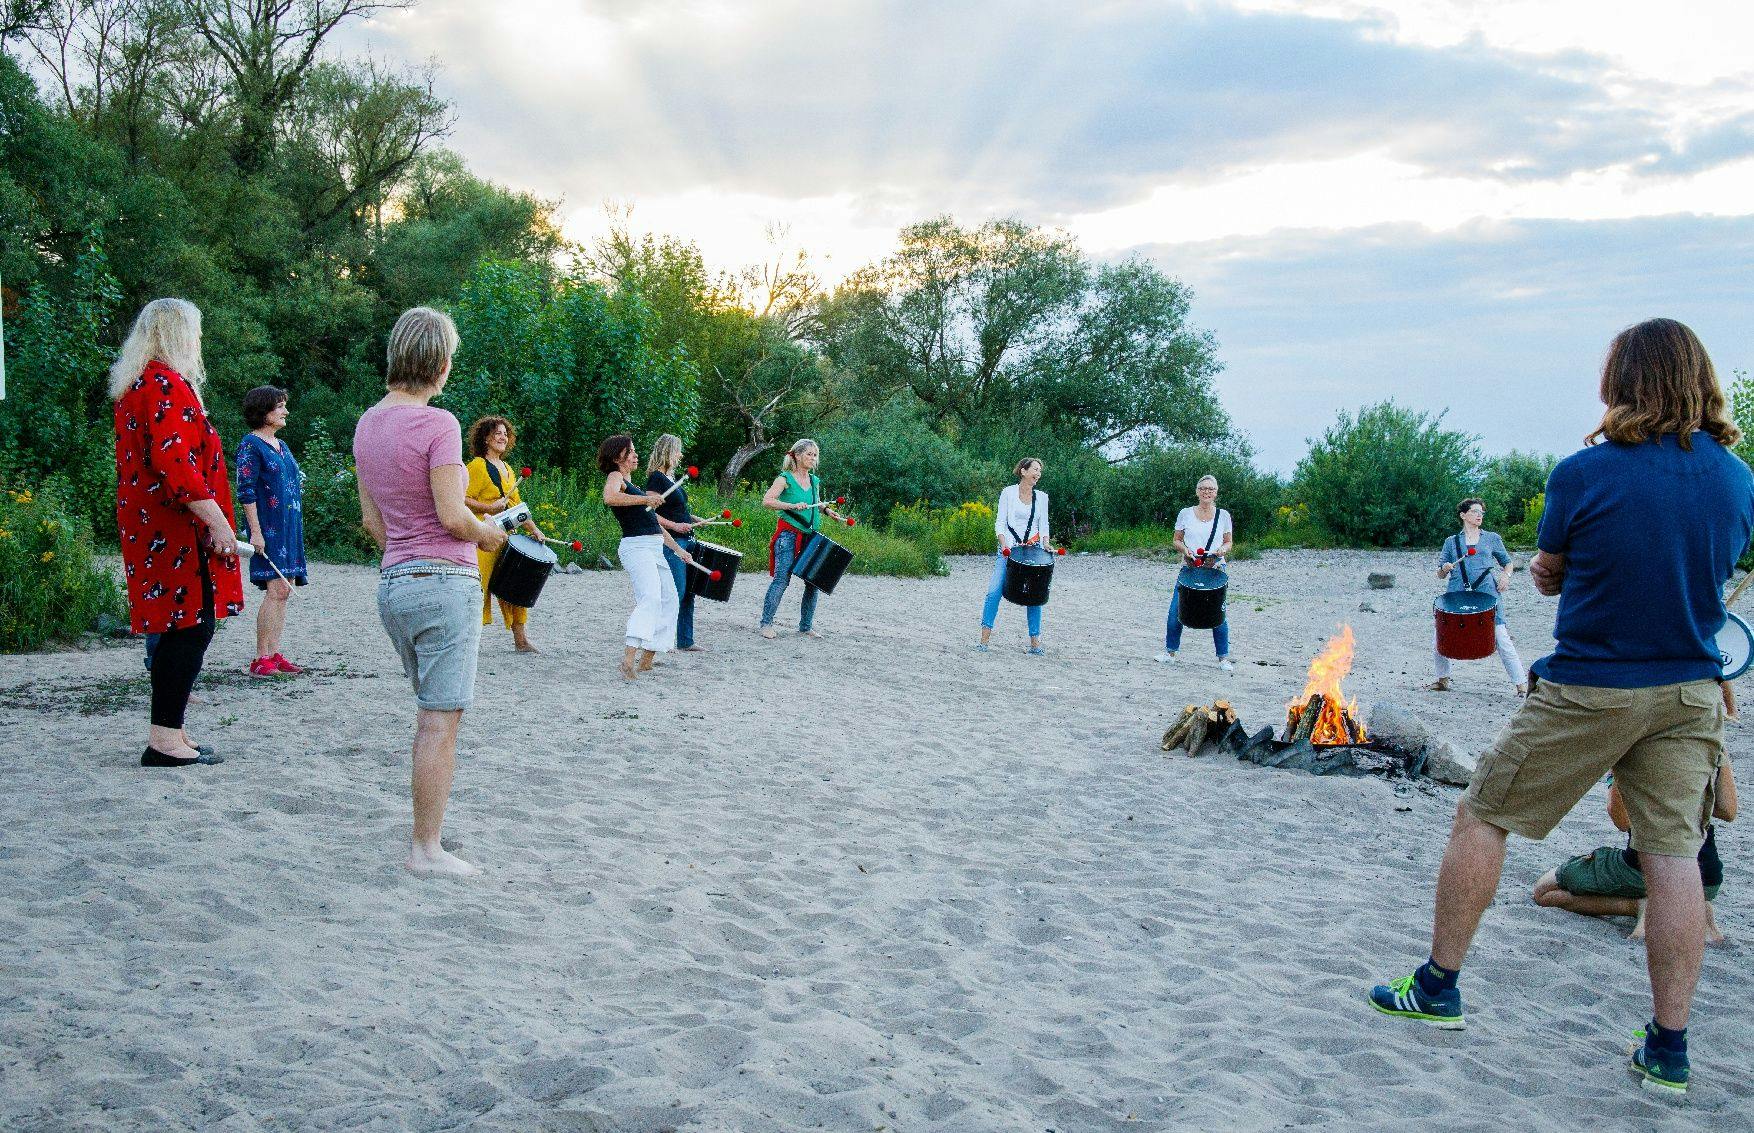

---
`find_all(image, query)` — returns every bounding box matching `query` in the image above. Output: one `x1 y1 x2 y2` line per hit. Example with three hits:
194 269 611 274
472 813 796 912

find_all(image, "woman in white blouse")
977 457 1050 655
1159 474 1235 671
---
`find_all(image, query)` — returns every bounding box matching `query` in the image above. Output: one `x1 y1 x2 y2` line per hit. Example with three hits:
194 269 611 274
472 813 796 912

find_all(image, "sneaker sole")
1629 1055 1688 1098
1369 999 1465 1030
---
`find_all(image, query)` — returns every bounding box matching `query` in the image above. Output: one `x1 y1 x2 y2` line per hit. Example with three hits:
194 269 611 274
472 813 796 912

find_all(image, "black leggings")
149 617 214 728
149 557 216 730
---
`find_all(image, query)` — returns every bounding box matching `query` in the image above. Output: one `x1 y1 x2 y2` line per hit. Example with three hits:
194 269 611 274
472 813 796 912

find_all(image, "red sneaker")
248 656 279 678
270 653 304 675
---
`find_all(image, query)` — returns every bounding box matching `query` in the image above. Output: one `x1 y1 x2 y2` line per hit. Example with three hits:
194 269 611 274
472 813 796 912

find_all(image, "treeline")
6 1 1713 577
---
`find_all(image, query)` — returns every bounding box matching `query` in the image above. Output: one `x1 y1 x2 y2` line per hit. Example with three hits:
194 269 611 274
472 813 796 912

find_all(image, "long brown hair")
468 416 515 458
1587 319 1741 450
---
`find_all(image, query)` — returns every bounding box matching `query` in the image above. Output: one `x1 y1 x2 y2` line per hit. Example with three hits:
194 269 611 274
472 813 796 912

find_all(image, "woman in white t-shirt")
1158 474 1234 670
977 457 1050 655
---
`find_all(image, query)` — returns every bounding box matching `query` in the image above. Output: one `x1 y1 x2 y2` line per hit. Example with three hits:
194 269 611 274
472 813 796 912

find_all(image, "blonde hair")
783 438 819 473
649 434 682 474
1588 318 1740 450
386 307 459 392
109 299 204 400
1197 474 1219 489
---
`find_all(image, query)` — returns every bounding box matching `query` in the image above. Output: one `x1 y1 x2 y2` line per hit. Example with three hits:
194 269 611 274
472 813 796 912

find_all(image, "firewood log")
1184 712 1211 755
1161 706 1199 751
1289 694 1326 745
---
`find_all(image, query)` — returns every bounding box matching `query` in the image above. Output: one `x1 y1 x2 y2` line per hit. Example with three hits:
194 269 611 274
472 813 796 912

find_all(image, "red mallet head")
687 465 699 478
846 518 857 527
709 570 722 581
1467 547 1477 555
1002 547 1012 557
520 466 532 477
720 509 732 519
1056 547 1066 556
570 540 583 552
835 495 846 504
732 518 743 528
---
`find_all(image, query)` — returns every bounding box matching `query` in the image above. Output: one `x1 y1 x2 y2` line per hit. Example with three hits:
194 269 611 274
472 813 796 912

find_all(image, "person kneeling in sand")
1534 762 1736 945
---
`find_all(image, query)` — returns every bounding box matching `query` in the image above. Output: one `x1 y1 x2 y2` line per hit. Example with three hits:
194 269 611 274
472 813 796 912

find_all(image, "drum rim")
505 531 558 564
1434 591 1499 614
1721 611 1754 679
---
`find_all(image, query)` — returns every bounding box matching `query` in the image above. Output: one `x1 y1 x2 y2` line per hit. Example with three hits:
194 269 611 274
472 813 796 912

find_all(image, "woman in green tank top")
760 438 824 639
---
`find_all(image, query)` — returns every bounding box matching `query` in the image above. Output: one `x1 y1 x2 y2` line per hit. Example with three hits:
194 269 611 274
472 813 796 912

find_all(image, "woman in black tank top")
599 434 695 680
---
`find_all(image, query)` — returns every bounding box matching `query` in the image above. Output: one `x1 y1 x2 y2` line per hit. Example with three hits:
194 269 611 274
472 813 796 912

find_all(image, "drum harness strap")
484 459 504 495
1006 492 1038 548
1448 533 1495 591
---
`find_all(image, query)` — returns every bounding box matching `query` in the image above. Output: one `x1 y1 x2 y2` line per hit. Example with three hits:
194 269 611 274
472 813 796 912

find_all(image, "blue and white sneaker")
1629 1028 1689 1097
1368 972 1465 1029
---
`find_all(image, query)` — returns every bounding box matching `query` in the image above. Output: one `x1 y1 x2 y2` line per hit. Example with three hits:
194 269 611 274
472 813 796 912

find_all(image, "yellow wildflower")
40 551 55 563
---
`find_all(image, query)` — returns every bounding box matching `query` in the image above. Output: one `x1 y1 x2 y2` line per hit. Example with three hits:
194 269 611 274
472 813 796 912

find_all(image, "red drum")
1434 590 1498 660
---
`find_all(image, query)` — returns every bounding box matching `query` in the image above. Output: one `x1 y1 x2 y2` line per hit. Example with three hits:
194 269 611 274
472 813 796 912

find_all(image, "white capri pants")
1434 622 1524 685
620 535 677 652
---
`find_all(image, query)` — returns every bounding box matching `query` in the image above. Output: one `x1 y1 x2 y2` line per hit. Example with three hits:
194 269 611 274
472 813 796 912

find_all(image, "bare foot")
759 627 777 640
619 658 638 681
1514 682 1528 697
515 641 541 654
406 845 482 878
802 629 823 640
1424 678 1452 692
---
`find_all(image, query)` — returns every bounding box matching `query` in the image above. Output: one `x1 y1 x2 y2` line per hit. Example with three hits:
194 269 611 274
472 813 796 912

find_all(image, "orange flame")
1286 625 1367 746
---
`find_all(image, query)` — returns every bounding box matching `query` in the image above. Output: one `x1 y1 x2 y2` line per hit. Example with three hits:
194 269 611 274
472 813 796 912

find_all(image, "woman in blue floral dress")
236 386 309 676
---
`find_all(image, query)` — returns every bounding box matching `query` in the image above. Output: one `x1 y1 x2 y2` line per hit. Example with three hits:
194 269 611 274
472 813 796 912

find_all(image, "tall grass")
0 478 125 652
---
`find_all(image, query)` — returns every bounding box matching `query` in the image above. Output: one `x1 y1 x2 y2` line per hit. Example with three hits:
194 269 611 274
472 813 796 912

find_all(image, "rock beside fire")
1367 572 1396 589
1422 737 1477 786
1365 701 1475 786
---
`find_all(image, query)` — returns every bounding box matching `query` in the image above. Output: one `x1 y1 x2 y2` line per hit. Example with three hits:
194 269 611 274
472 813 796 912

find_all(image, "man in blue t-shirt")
1367 319 1754 1097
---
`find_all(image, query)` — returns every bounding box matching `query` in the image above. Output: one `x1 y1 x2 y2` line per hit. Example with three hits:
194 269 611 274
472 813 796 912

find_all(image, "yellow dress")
465 456 529 628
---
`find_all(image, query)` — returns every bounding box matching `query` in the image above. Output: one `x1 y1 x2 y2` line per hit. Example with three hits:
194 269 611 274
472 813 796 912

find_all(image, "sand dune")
2 550 1748 1130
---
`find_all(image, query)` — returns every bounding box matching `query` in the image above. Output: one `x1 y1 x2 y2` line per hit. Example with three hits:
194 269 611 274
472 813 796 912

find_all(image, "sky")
338 0 1754 473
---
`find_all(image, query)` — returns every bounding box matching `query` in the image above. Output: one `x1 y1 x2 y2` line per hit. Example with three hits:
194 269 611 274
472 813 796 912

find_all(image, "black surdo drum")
1175 565 1228 629
1002 543 1055 607
488 533 556 608
687 540 742 602
792 533 854 595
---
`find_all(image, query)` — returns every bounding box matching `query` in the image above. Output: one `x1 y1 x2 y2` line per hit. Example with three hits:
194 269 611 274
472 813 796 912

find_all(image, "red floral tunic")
114 361 245 633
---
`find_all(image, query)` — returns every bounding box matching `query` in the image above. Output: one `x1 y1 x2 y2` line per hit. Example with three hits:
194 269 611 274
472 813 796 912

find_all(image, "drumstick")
537 536 587 552
682 558 724 582
237 543 294 588
795 496 848 511
644 466 699 511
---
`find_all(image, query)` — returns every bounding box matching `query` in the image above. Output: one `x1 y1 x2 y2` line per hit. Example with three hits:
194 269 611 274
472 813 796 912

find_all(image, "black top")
608 473 661 537
646 471 691 528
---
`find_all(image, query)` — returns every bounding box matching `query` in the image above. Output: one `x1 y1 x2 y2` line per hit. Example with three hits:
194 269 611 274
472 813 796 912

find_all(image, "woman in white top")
977 457 1050 655
1159 474 1234 671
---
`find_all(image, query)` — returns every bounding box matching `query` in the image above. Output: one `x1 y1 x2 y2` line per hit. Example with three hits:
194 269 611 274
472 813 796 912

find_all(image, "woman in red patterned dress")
112 299 245 767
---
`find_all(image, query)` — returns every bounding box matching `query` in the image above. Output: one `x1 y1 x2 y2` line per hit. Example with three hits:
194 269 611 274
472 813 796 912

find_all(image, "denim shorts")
376 565 482 711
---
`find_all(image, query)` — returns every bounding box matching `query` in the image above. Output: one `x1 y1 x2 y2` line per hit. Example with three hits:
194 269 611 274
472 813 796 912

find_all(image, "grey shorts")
376 566 481 711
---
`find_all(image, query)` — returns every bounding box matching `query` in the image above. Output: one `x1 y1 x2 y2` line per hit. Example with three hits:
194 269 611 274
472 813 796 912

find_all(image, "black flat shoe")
141 747 224 767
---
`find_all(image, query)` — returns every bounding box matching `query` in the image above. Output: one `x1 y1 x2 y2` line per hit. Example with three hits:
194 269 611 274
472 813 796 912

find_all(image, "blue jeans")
981 553 1042 637
663 540 698 648
761 533 819 631
1166 583 1229 657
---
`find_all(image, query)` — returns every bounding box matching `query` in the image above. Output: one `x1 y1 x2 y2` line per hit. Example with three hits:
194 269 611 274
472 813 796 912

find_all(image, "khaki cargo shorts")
1466 678 1724 858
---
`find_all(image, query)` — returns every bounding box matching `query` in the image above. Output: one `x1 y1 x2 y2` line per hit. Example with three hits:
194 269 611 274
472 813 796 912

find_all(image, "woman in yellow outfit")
465 416 546 652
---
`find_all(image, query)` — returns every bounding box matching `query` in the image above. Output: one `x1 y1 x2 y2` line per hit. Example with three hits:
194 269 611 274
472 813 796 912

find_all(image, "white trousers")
1434 623 1524 685
620 535 677 652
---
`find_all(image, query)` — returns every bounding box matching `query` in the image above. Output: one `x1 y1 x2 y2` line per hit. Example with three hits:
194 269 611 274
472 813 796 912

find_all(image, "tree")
175 0 406 172
824 216 1225 455
1293 401 1482 547
1478 450 1556 528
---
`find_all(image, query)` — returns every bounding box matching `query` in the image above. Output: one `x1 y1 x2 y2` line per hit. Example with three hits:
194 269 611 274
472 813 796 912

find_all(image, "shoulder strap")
1204 511 1221 553
1007 489 1037 544
484 459 503 494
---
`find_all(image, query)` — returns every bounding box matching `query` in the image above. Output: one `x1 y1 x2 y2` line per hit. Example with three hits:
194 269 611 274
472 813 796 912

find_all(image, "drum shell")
488 533 557 608
1002 545 1055 607
1175 566 1228 629
1718 611 1754 680
687 539 742 602
1433 590 1499 660
792 533 854 595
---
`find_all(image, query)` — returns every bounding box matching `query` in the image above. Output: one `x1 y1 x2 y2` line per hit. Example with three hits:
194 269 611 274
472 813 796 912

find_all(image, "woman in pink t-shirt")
353 307 507 879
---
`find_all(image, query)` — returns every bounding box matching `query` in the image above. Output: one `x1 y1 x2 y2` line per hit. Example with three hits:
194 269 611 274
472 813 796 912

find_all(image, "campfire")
1282 625 1368 746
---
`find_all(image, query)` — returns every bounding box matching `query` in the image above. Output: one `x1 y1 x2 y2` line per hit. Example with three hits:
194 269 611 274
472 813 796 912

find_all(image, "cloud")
1135 214 1754 472
341 0 1754 224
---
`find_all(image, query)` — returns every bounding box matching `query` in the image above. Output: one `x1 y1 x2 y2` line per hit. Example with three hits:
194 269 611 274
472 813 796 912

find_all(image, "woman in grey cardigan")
1427 497 1526 696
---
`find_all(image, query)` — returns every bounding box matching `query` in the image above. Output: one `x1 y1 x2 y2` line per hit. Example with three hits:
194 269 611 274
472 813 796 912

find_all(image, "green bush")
815 399 1001 519
1479 451 1556 529
1501 492 1545 550
0 478 125 652
295 422 378 563
1292 401 1481 547
921 500 1000 555
1075 523 1178 555
1100 442 1283 540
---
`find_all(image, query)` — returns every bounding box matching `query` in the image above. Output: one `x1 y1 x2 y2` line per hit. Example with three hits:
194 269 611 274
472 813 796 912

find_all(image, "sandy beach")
2 549 1749 1131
